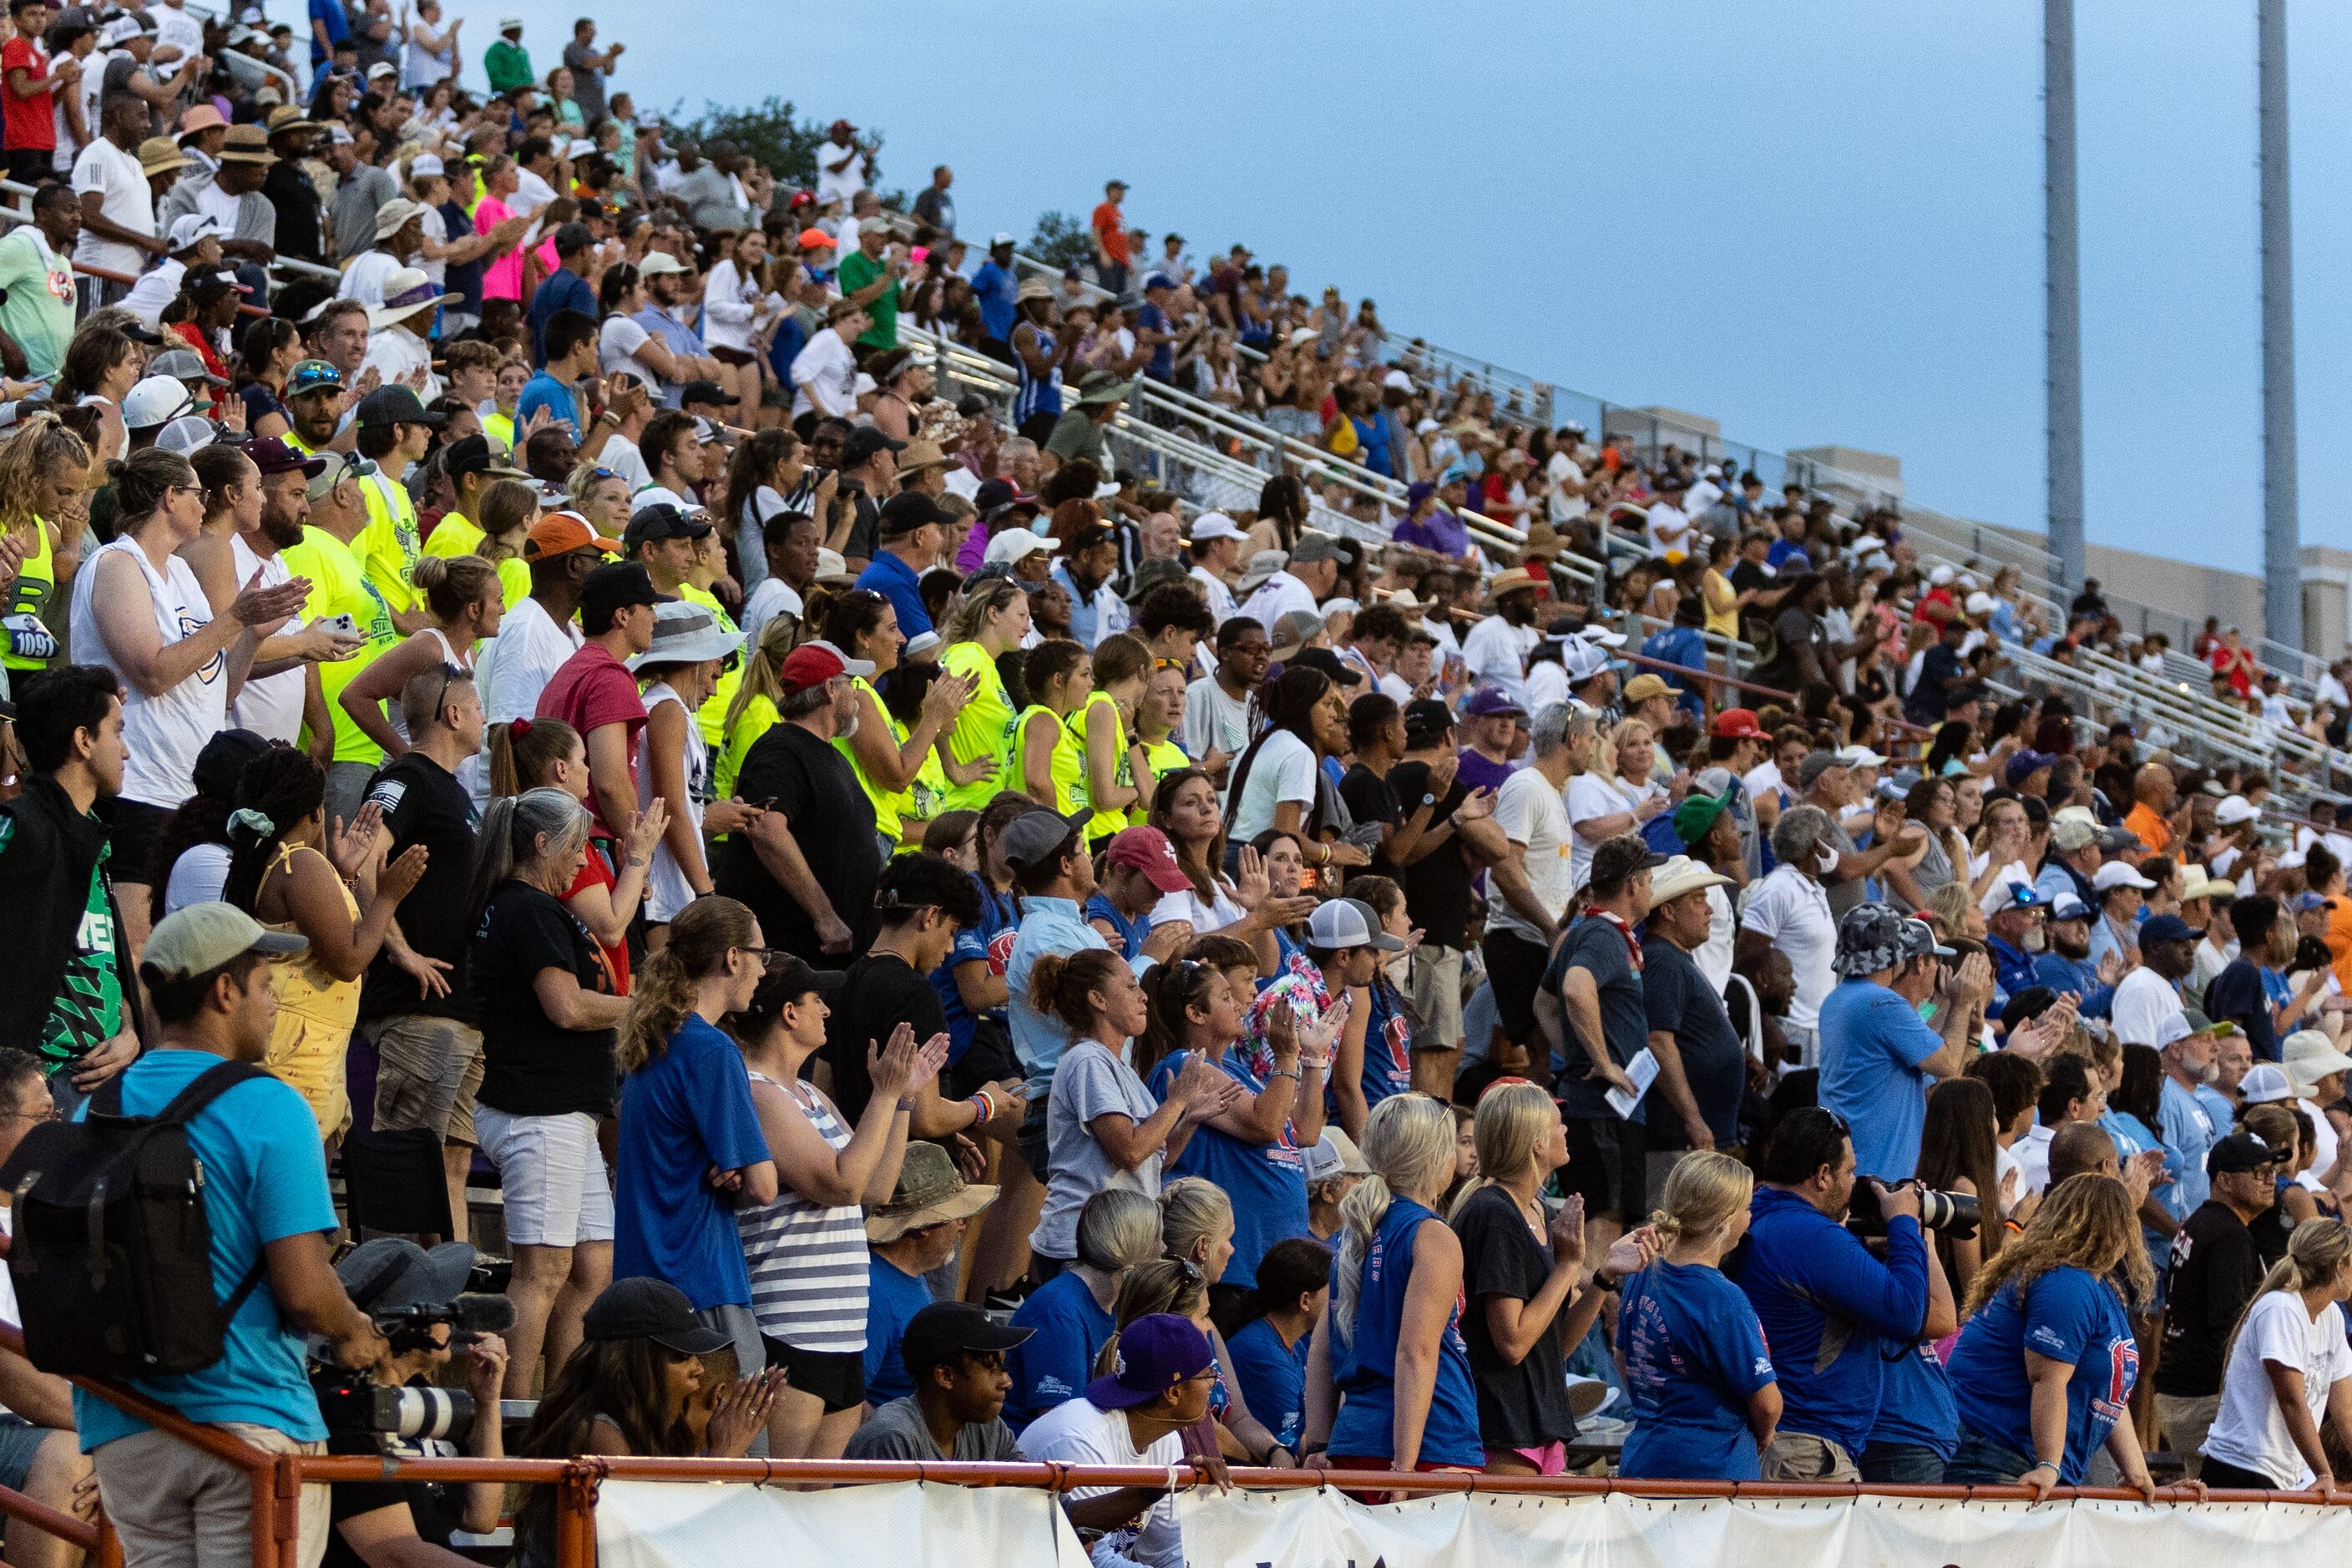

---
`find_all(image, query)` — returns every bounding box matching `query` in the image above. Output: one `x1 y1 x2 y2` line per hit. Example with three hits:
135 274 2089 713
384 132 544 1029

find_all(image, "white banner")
597 1474 2352 1568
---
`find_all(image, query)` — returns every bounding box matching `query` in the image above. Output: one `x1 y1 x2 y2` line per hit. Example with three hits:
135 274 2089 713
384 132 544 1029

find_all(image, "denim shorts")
1944 1425 2038 1485
0 1414 49 1492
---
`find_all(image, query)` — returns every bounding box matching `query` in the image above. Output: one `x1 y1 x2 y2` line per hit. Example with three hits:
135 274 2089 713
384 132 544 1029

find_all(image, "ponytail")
1090 1258 1208 1378
1333 1095 1455 1347
2221 1216 2352 1372
1217 1235 1332 1341
1025 948 1125 1039
487 716 580 798
219 749 326 913
1137 956 1220 1081
617 895 757 1075
412 554 499 625
463 787 587 930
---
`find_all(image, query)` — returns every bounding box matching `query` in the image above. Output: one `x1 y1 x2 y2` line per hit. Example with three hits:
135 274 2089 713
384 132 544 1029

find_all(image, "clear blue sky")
464 0 2352 572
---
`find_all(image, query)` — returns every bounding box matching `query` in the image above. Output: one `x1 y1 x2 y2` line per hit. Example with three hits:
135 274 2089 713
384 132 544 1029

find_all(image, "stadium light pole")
2044 0 2084 596
2258 0 2303 649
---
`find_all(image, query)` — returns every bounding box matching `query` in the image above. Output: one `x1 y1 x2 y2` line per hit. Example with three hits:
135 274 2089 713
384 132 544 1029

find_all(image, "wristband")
1592 1268 1622 1293
896 1094 918 1112
1267 1068 1301 1084
966 1088 996 1124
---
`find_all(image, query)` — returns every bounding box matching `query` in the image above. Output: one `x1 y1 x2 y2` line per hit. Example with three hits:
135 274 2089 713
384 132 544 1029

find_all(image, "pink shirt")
477 195 522 301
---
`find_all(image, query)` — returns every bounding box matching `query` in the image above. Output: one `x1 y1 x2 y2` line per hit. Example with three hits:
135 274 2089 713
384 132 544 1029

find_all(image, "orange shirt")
2123 802 2172 858
1091 200 1130 263
2328 897 2352 993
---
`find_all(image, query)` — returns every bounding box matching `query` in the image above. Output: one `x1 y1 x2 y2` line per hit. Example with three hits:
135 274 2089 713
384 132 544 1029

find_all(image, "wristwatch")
1422 792 1437 807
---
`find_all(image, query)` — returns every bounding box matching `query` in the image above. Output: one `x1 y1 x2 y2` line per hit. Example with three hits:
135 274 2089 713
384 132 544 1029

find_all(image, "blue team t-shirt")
933 875 1016 1060
1150 1048 1308 1289
613 1015 772 1311
1355 979 1415 1111
863 1253 934 1405
72 1050 341 1450
1867 1338 1960 1459
1617 1260 1777 1480
1004 1267 1115 1429
1082 893 1148 961
1816 978 1945 1181
1227 1316 1310 1449
1945 1265 2137 1484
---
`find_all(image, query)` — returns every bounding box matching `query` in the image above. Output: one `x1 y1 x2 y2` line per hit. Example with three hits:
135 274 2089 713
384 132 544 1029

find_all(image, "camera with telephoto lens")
312 1292 516 1443
1846 1178 1980 1241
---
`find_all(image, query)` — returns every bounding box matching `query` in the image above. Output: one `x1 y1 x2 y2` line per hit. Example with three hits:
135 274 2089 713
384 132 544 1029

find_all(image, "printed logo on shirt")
181 611 225 684
986 928 1016 977
2095 1336 2140 1424
366 779 408 815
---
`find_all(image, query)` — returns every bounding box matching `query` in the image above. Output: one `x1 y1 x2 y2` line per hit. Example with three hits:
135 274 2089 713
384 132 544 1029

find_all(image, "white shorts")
474 1106 614 1247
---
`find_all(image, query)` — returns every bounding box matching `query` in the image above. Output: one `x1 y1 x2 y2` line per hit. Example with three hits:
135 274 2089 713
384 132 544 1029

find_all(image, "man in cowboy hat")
159 121 279 271
258 106 326 265
357 267 453 397
862 1143 1007 1408
1641 854 1744 1184
1460 565 1543 699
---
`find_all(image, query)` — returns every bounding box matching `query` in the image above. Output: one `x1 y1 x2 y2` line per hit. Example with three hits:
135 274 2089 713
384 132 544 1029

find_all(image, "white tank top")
386 626 466 747
226 534 306 745
68 535 225 809
635 681 707 923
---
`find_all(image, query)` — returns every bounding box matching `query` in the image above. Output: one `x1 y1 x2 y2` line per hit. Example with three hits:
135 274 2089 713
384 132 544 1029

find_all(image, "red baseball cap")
1105 827 1191 895
1710 707 1767 740
779 640 875 693
522 511 622 560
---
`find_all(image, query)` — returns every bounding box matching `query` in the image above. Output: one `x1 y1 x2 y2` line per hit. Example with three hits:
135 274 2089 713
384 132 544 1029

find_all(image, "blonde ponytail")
2221 1216 2352 1371
1332 1095 1454 1346
1646 1151 1754 1250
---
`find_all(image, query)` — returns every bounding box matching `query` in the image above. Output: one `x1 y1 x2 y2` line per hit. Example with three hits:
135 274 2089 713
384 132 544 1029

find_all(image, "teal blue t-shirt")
73 1050 340 1450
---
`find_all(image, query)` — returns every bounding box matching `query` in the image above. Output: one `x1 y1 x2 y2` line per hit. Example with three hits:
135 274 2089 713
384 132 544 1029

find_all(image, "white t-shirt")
1151 880 1247 934
599 313 662 382
1696 883 1736 994
791 329 857 419
1229 730 1318 843
1188 564 1236 625
1461 613 1538 694
597 431 651 495
1545 451 1585 523
1644 500 1694 558
359 327 440 402
2013 1122 2055 1196
2203 1292 2352 1489
1233 570 1318 640
2109 967 2185 1050
1565 771 1642 897
637 683 708 923
2302 1097 2340 1195
1740 864 1836 1034
1486 766 1575 942
338 249 402 306
1182 675 1249 763
71 136 154 276
119 256 186 331
483 594 583 729
741 577 803 648
68 538 222 810
814 144 867 208
227 534 306 743
162 840 230 916
511 165 558 219
151 3 205 62
1016 1397 1182 1568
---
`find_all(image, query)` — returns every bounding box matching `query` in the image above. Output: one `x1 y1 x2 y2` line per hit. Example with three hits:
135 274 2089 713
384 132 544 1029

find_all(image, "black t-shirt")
1378 759 1475 951
1540 913 1647 1124
1753 606 1821 692
1728 559 1774 599
1338 762 1401 843
1641 938 1744 1150
469 881 617 1117
264 160 325 265
317 1374 462 1568
2157 1200 2263 1397
715 721 882 965
360 752 480 1024
1452 1183 1580 1449
822 952 948 1125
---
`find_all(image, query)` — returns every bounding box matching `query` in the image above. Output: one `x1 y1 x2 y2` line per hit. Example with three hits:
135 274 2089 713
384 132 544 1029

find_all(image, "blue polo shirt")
515 369 584 438
1816 979 1945 1181
852 548 932 642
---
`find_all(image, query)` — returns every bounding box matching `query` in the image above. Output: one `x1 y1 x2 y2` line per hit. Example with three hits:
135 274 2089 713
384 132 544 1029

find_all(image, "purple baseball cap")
1081 1313 1215 1410
1464 685 1525 719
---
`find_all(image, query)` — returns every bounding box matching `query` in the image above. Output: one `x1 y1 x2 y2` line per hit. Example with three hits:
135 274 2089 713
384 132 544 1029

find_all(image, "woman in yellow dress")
220 747 429 1141
938 574 1032 811
1015 637 1091 815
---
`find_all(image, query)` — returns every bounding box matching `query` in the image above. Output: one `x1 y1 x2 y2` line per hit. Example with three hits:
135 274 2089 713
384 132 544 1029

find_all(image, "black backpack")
0 1060 271 1379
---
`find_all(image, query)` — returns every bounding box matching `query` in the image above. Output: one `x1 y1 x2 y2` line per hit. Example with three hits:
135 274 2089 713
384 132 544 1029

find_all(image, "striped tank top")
736 1070 870 1352
1012 325 1060 425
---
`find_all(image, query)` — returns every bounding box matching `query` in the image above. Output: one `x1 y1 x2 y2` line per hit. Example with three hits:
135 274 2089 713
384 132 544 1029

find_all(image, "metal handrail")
0 176 341 286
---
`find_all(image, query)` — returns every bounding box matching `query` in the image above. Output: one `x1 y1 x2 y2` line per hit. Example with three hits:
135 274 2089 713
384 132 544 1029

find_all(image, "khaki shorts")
372 1014 486 1147
1761 1430 1859 1484
2156 1392 2223 1478
1407 943 1465 1054
94 1424 327 1568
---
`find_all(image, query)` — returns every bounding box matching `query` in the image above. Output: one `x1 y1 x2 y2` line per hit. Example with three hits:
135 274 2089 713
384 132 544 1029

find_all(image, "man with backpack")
43 903 388 1568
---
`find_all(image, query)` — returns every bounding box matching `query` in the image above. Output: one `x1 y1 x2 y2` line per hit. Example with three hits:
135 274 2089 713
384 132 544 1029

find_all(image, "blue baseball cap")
2051 894 2093 922
1985 881 2047 914
2142 913 2206 944
1082 1313 1215 1410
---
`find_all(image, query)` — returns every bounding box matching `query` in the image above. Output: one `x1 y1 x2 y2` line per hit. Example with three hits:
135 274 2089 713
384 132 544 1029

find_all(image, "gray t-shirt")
1823 818 1864 921
1904 828 1956 911
1035 1036 1161 1260
842 1396 1021 1462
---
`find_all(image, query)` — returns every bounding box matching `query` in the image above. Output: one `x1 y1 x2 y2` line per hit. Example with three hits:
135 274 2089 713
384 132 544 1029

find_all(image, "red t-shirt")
1091 200 1130 264
534 643 647 837
563 843 631 995
2 38 53 153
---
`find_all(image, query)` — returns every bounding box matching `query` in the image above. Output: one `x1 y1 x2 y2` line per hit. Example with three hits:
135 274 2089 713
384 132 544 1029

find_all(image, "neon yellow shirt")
1019 703 1085 817
716 690 777 802
677 583 743 749
278 526 395 764
1136 736 1191 824
1068 689 1130 845
941 641 1014 811
355 470 422 614
2 518 55 671
835 674 910 843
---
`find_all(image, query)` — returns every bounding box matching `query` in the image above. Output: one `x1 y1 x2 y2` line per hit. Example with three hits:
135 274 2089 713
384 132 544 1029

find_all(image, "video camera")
1846 1178 1979 1241
312 1286 515 1444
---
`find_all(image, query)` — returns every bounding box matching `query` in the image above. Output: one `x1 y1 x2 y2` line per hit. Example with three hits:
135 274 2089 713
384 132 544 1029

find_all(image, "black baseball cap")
580 1277 730 1354
899 1302 1032 1382
1288 646 1360 687
841 427 905 468
877 490 948 539
578 561 670 625
550 221 593 255
2208 1130 2280 1176
1403 697 1454 743
678 378 727 409
623 502 712 551
354 385 446 428
444 432 531 481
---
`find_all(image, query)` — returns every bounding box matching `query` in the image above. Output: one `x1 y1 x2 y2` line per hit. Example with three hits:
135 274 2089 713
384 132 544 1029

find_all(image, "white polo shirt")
1740 863 1836 1036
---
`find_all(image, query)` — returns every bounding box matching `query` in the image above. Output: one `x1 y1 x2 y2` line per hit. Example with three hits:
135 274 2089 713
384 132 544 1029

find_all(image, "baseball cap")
680 378 729 409
1464 685 1525 718
1105 827 1191 895
840 427 905 468
1290 531 1347 564
285 359 342 397
444 433 532 483
2050 818 2098 853
2004 749 2056 787
155 416 219 458
580 1277 730 1355
550 221 593 256
876 491 947 540
984 527 1060 566
2140 913 2205 944
1981 880 2047 917
239 436 324 479
146 347 226 387
623 502 712 552
1832 901 1956 979
523 511 624 560
975 478 1041 522
121 375 193 430
2215 794 2261 826
355 386 445 429
2241 1063 2294 1105
778 640 873 693
1081 1313 1216 1411
638 250 690 277
1402 698 1454 744
1306 898 1405 953
1621 672 1672 705
1710 707 1766 739
999 808 1090 873
144 903 308 979
1186 511 1247 544
898 1302 1031 1382
336 1238 477 1316
578 562 669 626
1796 751 1846 790
2093 861 2157 893
304 450 377 502
2208 1131 2280 1176
409 152 445 180
190 729 272 802
2051 894 2093 922
1672 789 1735 848
1302 1128 1373 1185
165 212 224 254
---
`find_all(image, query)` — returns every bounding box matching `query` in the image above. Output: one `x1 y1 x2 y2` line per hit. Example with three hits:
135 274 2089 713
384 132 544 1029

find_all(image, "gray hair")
1530 701 1593 758
1771 802 1834 865
776 681 834 721
463 787 589 929
1074 1188 1162 1272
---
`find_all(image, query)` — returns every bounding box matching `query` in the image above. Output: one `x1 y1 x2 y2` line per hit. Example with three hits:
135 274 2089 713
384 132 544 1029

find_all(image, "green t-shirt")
0 227 77 381
836 247 899 351
0 812 124 1065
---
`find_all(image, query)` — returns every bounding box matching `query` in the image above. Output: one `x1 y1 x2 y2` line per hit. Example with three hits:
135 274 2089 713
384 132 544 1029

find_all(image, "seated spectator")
1222 1237 1332 1455
862 1143 997 1408
1015 1314 1226 1568
1006 1188 1164 1429
2157 1130 2284 1476
511 1278 782 1568
1618 1152 1781 1480
1944 1175 2161 1496
843 1302 1032 1461
2197 1216 2352 1490
1096 1253 1282 1464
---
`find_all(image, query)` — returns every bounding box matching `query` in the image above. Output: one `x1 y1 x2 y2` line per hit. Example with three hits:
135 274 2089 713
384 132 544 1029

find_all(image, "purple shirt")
1456 746 1515 797
1393 508 1472 559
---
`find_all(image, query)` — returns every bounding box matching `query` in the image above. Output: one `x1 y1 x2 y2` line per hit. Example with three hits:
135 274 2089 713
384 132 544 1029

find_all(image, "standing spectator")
559 18 620 124
0 185 80 380
1 0 67 189
73 903 387 1568
0 666 139 1109
72 95 166 305
1735 804 1839 1067
535 560 659 843
1004 1188 1161 1428
1639 856 1747 1174
1484 703 1591 1071
1944 1174 2159 1494
1181 615 1267 771
814 119 867 208
911 164 955 235
1617 1153 1781 1480
1450 1081 1652 1475
2155 1130 2281 1476
1729 1107 1934 1481
465 787 630 1399
843 1302 1029 1462
2111 913 2198 1049
1304 1095 1483 1475
1816 904 1990 1181
2208 896 2317 1063
1541 835 1663 1257
1090 180 1130 296
610 896 779 1382
835 218 903 354
2197 1216 2352 1490
482 18 532 94
483 513 609 742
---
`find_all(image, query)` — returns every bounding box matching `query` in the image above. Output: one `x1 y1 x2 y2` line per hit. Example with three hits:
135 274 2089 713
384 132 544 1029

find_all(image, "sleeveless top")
227 534 308 743
1067 689 1131 845
1 518 54 671
1020 703 1085 816
386 626 466 747
1325 1194 1485 1468
941 642 1014 811
636 680 709 924
1012 324 1061 424
68 536 225 809
837 673 911 843
261 842 362 1024
736 1070 870 1352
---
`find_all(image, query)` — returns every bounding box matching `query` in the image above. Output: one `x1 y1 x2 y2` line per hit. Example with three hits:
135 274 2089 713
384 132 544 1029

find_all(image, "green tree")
1029 210 1091 271
664 95 884 193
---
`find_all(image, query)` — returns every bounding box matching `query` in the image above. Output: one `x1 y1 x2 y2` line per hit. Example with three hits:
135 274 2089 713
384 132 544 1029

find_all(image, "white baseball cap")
122 374 194 431
984 528 1062 566
2215 794 2261 826
2092 861 2157 893
1186 512 1247 544
409 153 445 180
166 212 224 253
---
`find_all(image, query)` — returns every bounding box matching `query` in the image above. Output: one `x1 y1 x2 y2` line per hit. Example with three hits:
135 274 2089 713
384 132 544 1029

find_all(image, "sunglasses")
428 661 465 725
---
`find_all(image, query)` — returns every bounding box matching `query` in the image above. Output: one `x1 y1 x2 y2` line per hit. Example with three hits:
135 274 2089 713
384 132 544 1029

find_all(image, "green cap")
1672 789 1735 848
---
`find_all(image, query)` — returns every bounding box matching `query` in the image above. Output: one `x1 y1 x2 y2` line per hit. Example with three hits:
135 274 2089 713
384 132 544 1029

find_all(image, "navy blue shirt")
1987 933 2037 1013
436 200 482 316
524 265 597 367
934 874 1015 1060
2204 958 2282 1062
1542 913 1648 1122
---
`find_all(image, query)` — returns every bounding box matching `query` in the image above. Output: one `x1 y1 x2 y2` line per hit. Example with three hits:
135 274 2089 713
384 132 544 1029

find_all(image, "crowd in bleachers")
11 7 2352 1568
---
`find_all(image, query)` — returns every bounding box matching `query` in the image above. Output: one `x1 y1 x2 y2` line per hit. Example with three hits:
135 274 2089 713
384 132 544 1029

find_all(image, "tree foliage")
661 95 883 193
1029 210 1092 271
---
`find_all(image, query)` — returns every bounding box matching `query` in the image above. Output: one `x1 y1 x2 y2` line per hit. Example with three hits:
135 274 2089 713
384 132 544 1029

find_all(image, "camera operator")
1728 1106 1937 1483
313 1242 508 1568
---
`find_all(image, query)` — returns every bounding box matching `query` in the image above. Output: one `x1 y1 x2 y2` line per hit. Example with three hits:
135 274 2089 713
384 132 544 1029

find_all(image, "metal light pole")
2044 0 2084 596
2258 0 2303 648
